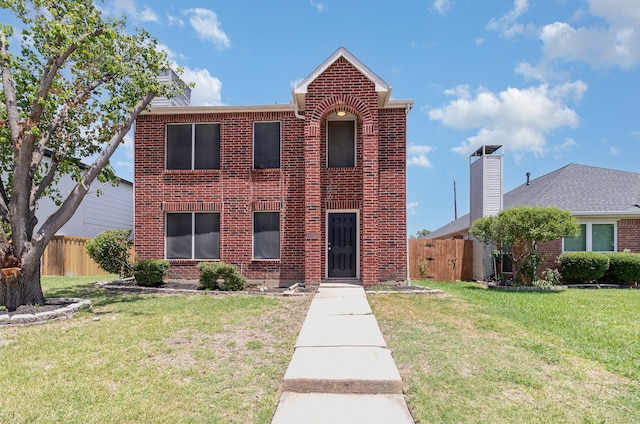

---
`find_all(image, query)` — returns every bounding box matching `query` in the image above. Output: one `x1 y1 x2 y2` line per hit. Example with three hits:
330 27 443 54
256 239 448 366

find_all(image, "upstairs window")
166 212 220 259
253 122 280 169
563 222 616 252
328 119 355 167
166 123 220 170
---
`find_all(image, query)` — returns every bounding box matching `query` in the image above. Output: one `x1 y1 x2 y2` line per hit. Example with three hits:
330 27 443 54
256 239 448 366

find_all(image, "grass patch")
370 282 640 423
0 275 311 423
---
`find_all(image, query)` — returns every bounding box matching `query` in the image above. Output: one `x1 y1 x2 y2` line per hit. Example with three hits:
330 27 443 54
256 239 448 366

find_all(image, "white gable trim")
292 47 394 111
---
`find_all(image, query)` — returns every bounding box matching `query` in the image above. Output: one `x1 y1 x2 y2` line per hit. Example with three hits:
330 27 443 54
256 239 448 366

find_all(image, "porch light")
336 106 347 117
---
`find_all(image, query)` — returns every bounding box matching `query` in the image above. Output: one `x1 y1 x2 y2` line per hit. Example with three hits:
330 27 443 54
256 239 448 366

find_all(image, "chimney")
151 68 191 107
526 172 531 185
469 145 503 281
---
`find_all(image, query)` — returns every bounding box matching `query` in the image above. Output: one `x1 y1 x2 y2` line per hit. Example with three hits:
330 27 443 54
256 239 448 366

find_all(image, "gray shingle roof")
428 163 640 238
505 163 640 212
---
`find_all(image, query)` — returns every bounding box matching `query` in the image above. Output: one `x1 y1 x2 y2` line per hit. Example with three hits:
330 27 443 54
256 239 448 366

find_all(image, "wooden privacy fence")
42 235 133 277
409 238 473 282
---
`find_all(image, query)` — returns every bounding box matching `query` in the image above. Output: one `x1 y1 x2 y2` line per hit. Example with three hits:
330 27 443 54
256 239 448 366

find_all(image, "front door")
327 212 357 278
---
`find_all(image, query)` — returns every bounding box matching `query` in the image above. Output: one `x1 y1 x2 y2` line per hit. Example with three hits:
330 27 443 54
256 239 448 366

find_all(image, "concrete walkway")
271 283 414 423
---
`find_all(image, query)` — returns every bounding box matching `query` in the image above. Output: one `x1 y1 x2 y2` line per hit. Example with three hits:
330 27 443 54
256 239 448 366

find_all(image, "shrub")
133 260 169 287
198 262 246 291
533 268 562 287
86 229 133 277
607 252 640 283
557 252 609 282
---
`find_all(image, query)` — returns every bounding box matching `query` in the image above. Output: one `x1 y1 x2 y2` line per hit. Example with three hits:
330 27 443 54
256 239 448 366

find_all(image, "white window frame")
326 115 356 168
562 220 617 253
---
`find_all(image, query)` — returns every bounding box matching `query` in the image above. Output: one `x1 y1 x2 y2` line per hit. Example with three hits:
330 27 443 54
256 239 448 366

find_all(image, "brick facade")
532 219 640 273
134 49 412 286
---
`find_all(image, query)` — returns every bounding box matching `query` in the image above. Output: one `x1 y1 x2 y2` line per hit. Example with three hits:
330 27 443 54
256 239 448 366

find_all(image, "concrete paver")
271 392 414 424
283 346 403 394
272 283 414 423
294 313 387 348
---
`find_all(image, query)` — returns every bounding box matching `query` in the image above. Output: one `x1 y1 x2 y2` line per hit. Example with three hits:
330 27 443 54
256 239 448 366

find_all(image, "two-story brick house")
133 47 413 286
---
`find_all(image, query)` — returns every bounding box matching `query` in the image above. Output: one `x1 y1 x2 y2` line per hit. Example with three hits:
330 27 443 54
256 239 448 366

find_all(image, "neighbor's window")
563 222 615 252
327 120 355 167
166 123 220 170
166 212 220 259
253 211 280 259
253 121 280 169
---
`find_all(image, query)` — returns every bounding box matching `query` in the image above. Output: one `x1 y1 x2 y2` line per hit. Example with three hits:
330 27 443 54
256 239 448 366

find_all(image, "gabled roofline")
292 46 395 111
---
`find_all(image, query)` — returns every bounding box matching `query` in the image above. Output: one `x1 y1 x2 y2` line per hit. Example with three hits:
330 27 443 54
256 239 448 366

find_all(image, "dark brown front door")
327 213 357 278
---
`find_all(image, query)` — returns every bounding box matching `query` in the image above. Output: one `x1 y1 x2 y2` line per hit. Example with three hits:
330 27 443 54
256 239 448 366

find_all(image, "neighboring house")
35 155 133 239
133 47 413 286
429 149 640 280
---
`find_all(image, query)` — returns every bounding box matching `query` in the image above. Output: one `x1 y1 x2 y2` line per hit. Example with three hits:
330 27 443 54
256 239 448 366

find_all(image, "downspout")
406 102 412 286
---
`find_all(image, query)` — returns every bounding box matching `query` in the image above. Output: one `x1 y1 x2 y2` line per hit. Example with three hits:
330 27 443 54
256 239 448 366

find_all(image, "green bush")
533 268 562 287
133 260 169 287
557 252 609 282
198 261 246 291
607 252 640 283
86 229 133 277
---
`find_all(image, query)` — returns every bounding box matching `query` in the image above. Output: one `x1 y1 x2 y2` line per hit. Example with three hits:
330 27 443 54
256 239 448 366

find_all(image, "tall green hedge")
607 252 640 283
557 252 610 282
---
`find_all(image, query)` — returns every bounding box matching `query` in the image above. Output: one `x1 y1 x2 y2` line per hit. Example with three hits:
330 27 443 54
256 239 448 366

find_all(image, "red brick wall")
618 219 640 252
134 57 408 285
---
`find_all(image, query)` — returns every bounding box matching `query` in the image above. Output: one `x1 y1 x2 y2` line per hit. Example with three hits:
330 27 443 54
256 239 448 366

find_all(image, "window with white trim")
253 122 280 169
563 222 616 252
166 123 220 170
327 119 355 168
166 212 220 259
253 211 280 259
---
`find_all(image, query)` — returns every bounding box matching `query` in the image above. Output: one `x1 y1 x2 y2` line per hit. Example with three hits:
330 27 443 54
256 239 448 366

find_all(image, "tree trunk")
0 243 44 311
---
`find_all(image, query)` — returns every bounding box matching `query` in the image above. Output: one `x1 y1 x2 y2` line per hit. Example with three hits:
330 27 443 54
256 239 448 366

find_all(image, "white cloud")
432 0 452 15
429 82 586 156
407 144 434 168
180 67 223 106
609 146 620 155
407 201 419 215
551 137 577 159
310 1 327 12
154 44 223 106
184 8 231 49
476 37 485 46
106 0 158 23
486 0 531 38
138 6 158 22
167 14 184 27
539 0 640 69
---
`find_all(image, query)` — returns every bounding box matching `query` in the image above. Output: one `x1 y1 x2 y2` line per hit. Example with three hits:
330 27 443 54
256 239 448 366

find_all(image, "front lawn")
0 276 311 424
370 282 640 424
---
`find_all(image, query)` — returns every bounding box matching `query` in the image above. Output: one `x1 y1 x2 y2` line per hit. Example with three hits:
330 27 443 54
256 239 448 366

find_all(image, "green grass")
0 275 311 424
370 282 640 424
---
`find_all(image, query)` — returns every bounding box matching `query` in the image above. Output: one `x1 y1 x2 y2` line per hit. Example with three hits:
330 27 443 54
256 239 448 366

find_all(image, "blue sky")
6 0 640 236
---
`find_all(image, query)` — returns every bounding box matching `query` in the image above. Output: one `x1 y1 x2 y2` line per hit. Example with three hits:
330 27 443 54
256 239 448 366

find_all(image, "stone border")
367 289 443 295
487 285 568 292
0 298 92 327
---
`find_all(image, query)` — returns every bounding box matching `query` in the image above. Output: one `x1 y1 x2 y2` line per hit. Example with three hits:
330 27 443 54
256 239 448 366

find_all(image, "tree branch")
34 91 156 247
1 29 21 148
